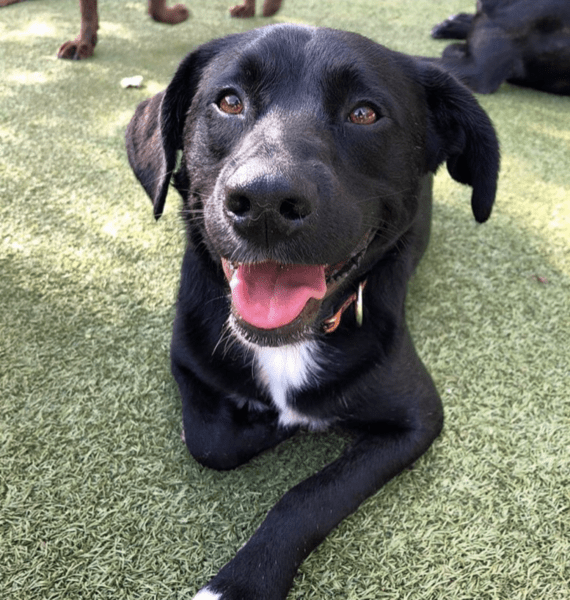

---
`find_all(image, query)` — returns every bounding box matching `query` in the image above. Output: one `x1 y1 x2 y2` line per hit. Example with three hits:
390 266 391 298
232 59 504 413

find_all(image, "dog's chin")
228 296 322 348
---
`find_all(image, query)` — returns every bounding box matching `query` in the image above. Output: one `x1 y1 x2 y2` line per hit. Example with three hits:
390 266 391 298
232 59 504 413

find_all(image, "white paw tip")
193 588 222 600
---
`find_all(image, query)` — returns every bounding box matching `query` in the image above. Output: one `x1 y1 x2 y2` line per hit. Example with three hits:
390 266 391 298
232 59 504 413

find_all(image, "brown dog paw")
57 35 97 60
229 1 255 18
149 1 189 24
0 0 27 7
262 0 282 17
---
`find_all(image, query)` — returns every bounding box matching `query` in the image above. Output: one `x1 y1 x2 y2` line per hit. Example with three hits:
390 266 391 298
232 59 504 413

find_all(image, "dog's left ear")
419 62 500 223
125 38 233 219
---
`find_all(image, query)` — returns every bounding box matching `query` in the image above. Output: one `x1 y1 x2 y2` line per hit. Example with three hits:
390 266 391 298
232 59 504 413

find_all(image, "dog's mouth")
221 232 372 340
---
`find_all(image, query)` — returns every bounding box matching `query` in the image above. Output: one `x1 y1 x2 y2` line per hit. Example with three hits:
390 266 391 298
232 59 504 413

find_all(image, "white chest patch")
253 341 331 429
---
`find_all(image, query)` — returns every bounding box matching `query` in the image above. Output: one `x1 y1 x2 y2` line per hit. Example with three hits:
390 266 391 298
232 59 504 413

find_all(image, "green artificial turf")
1 1 569 598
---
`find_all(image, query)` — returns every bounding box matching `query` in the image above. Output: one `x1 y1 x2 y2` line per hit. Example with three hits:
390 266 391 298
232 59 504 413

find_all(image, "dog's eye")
219 94 244 115
348 105 378 125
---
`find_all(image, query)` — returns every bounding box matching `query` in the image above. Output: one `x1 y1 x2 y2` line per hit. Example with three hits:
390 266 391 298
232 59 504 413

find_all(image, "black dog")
126 24 499 600
431 0 570 94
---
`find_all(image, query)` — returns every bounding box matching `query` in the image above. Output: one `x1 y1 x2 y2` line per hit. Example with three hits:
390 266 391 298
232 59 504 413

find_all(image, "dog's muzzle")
216 152 372 344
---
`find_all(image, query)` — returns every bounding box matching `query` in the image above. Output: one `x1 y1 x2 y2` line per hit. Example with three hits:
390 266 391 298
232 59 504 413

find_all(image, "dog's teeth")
229 270 239 291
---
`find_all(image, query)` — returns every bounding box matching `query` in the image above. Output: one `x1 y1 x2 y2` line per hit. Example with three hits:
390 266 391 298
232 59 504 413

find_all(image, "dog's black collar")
322 280 366 334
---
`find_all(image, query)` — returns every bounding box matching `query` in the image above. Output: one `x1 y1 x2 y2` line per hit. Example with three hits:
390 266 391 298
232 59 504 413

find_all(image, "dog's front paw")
193 588 222 600
192 576 277 600
262 0 282 17
193 585 256 600
57 36 96 60
192 586 251 600
148 2 189 25
229 3 255 18
431 13 473 39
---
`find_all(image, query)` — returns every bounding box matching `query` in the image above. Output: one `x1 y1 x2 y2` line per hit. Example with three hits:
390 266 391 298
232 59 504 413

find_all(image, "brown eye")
349 105 377 125
219 94 243 115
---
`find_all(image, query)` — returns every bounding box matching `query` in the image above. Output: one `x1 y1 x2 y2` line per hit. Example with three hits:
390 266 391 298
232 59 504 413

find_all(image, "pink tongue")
231 262 327 329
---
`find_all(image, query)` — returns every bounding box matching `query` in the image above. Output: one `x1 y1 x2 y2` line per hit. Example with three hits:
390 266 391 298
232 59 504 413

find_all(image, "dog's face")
182 27 430 345
126 25 499 346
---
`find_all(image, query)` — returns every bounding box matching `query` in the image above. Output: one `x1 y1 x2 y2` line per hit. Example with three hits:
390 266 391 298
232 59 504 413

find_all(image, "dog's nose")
224 171 317 242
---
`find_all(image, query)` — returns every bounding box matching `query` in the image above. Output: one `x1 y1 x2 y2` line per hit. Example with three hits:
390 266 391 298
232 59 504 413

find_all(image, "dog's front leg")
192 407 442 600
58 0 98 60
174 363 297 471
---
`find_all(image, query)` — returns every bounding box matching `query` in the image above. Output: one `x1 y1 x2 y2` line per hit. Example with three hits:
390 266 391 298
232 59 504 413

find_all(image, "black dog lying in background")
126 24 499 600
432 0 570 94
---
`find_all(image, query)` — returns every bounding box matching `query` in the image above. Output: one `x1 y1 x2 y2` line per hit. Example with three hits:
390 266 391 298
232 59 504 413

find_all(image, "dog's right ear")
125 38 234 219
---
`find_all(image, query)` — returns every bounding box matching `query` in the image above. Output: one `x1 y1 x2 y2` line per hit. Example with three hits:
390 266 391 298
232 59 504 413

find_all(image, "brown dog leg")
262 0 282 17
230 0 282 18
148 0 189 25
58 0 98 60
229 0 255 18
0 0 27 7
